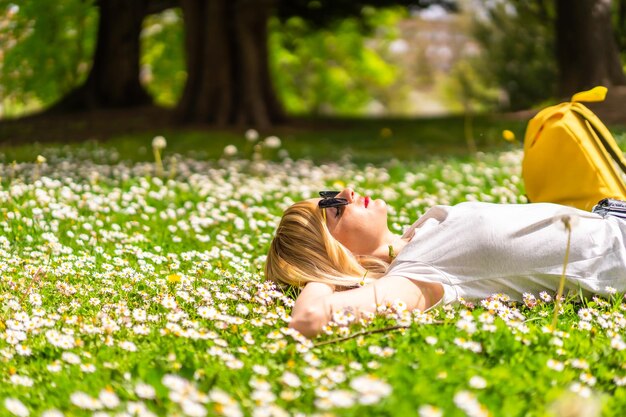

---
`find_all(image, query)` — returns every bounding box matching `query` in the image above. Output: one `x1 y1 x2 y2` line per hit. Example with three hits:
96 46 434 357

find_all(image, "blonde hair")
265 200 389 289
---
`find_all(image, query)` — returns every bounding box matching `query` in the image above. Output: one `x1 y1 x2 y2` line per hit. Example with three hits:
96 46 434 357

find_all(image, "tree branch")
147 0 180 15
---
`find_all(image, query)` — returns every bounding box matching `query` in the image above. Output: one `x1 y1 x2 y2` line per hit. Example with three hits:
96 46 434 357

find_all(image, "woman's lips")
365 196 370 208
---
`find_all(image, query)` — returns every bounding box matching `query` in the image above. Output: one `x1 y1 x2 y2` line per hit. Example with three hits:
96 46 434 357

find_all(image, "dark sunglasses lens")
319 198 348 208
319 191 340 198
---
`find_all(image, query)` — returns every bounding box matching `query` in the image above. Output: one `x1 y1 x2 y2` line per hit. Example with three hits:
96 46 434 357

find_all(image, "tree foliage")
276 0 456 27
270 7 407 115
140 8 185 107
0 1 96 115
0 0 411 117
461 0 558 111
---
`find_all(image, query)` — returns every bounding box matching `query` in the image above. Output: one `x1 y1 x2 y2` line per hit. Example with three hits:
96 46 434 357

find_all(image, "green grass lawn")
0 121 625 417
0 115 532 165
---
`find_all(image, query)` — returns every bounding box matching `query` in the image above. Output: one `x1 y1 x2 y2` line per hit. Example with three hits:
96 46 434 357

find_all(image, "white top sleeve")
386 202 626 304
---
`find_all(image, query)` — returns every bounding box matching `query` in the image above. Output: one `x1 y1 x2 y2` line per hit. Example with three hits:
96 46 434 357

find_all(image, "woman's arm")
288 281 335 338
289 276 440 338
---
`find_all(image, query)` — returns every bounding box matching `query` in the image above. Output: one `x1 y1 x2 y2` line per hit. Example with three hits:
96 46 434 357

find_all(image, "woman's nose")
339 188 355 203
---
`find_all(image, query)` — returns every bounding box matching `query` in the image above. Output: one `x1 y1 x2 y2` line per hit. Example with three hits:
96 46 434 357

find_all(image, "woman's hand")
289 282 335 338
288 276 441 339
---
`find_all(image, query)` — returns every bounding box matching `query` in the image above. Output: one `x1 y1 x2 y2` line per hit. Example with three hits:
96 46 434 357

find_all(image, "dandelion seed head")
223 145 238 157
152 136 167 150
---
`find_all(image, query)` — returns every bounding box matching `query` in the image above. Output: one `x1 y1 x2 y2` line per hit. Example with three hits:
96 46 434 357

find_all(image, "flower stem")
153 148 163 177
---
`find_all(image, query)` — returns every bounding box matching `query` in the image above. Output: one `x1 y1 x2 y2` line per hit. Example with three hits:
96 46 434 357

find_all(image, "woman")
265 188 626 338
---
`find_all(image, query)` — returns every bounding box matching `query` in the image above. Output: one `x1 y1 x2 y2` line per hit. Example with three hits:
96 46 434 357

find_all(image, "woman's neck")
370 232 409 263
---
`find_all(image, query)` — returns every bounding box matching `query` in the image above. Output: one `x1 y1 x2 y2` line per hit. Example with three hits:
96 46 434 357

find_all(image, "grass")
0 122 625 417
0 114 531 165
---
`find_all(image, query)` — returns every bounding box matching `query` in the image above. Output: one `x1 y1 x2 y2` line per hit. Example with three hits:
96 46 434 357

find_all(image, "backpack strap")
571 104 626 175
586 119 626 174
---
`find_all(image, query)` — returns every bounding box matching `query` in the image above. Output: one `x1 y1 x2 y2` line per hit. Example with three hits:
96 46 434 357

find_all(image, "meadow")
0 127 625 417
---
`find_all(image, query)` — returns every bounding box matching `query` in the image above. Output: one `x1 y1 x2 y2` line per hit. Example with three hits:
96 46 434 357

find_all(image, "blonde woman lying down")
265 188 626 337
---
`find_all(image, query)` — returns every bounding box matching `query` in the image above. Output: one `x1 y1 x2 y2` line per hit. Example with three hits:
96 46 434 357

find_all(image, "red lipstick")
365 196 370 208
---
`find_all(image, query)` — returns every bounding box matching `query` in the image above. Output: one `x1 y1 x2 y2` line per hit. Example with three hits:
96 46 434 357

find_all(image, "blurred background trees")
50 0 158 112
556 0 626 96
1 0 626 128
459 0 557 111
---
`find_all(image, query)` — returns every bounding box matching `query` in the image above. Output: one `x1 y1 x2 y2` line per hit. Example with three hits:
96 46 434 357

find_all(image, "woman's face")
316 188 389 256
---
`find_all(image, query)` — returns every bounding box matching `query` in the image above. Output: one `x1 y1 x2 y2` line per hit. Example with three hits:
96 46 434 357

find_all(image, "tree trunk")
50 0 152 112
616 0 626 50
176 0 285 128
555 0 626 97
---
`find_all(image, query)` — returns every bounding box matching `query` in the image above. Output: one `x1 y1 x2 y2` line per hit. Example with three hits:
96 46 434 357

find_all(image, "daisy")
4 398 29 417
418 405 443 417
135 383 156 400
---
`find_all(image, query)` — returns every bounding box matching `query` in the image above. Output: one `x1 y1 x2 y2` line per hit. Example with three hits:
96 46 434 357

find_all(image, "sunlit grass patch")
0 140 625 417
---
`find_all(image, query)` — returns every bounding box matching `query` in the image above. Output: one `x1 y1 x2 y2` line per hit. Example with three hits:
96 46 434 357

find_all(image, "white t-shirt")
387 202 626 305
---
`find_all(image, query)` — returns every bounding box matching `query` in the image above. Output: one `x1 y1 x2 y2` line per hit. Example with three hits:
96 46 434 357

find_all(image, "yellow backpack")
522 86 626 211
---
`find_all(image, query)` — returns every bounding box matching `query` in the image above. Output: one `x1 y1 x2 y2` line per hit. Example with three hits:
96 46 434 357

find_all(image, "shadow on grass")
0 109 539 164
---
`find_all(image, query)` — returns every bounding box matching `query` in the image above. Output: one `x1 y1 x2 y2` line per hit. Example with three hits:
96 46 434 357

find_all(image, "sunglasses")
319 191 349 221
